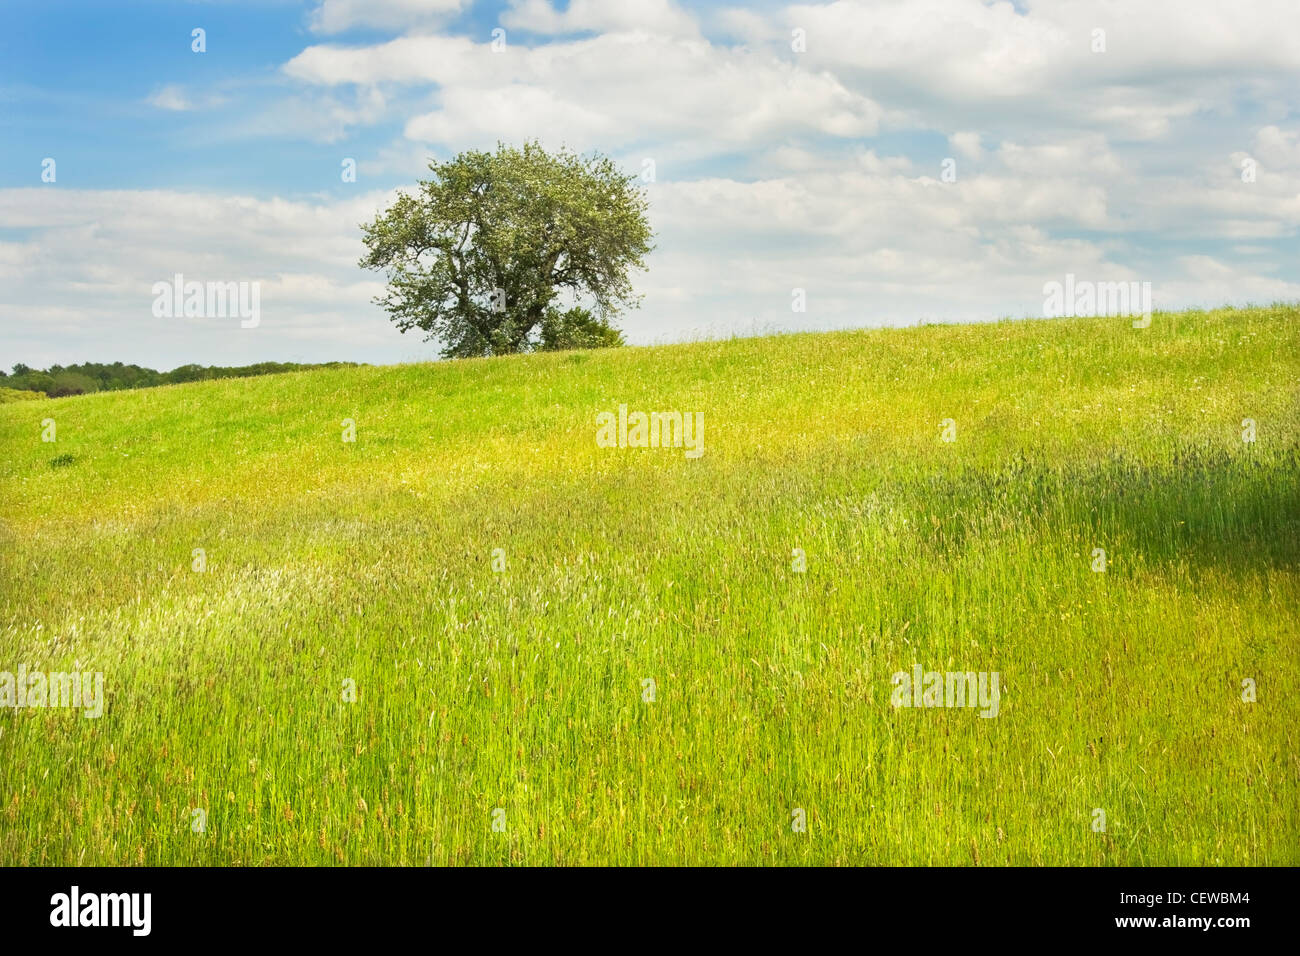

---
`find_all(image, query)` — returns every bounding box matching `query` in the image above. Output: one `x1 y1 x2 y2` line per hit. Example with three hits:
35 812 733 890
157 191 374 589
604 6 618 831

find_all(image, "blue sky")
2 0 1298 369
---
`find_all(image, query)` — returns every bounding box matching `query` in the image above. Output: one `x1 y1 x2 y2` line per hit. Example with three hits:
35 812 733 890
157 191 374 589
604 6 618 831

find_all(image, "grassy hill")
1 304 1297 865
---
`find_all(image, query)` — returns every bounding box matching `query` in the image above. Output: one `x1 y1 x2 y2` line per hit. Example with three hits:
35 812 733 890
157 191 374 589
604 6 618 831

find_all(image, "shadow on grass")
916 443 1300 578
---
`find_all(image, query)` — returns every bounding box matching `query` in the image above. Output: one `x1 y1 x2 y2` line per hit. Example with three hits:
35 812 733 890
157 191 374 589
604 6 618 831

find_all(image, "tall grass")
1 305 1297 865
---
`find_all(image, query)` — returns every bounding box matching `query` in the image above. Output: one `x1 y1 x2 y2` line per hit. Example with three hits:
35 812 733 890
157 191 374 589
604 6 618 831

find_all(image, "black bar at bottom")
0 865 1285 943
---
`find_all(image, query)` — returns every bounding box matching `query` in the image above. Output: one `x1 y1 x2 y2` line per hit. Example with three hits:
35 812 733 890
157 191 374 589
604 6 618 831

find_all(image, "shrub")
47 371 100 398
537 307 626 352
0 386 45 403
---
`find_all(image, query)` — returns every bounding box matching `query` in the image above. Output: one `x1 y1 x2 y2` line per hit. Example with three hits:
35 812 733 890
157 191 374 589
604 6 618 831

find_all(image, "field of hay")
1 304 1297 865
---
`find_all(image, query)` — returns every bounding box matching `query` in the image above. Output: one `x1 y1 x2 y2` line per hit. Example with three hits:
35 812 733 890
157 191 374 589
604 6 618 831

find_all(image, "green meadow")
1 304 1297 866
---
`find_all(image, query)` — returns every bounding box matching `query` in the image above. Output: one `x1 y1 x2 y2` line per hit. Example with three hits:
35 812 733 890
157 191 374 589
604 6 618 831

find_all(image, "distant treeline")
0 361 362 399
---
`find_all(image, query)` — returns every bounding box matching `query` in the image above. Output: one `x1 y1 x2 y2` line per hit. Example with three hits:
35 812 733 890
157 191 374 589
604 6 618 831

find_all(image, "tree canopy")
359 141 652 358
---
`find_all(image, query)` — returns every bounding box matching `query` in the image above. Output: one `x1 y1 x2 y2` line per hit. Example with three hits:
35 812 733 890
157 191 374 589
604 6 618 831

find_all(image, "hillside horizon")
9 301 1298 402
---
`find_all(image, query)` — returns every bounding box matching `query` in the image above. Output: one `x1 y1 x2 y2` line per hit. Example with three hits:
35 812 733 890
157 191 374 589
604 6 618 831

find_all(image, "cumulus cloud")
0 189 401 368
616 138 1300 343
285 31 883 154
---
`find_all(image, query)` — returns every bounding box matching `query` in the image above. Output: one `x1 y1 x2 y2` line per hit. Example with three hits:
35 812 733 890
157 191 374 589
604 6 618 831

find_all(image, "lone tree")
360 141 653 358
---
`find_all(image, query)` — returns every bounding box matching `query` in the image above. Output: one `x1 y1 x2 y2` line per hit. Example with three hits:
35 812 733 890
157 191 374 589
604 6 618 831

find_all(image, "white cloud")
145 85 228 113
307 0 466 35
785 0 1300 92
147 85 193 111
949 132 982 161
617 140 1300 342
1253 125 1300 171
241 87 389 144
287 31 883 154
0 189 409 368
284 34 476 86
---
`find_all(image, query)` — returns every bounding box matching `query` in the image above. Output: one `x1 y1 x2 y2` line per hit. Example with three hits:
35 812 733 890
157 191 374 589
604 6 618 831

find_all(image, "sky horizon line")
9 297 1297 378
